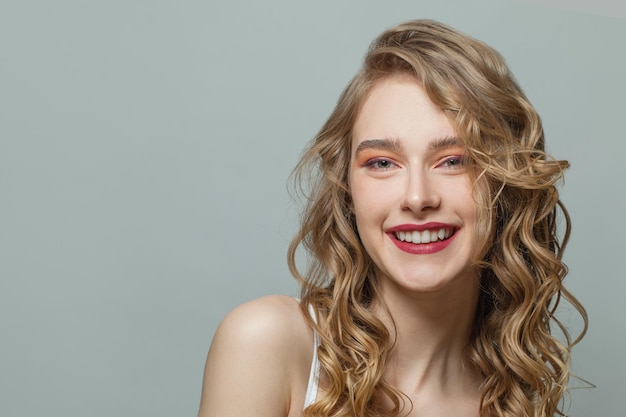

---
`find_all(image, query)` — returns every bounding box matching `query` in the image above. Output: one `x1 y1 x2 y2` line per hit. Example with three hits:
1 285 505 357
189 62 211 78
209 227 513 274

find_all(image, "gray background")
1 1 623 416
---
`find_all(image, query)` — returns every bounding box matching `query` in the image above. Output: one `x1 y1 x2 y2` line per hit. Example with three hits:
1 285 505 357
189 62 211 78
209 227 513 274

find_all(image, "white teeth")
394 227 453 244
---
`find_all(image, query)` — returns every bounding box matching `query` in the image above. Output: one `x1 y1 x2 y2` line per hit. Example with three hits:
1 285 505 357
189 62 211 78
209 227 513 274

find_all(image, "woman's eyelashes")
437 155 465 169
362 155 464 170
363 157 398 170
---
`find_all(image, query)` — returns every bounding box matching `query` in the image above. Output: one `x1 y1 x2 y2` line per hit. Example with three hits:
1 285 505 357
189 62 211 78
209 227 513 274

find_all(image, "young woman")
197 19 587 417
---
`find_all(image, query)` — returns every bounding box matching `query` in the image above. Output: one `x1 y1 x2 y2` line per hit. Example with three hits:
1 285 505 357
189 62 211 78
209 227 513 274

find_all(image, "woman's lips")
386 223 458 254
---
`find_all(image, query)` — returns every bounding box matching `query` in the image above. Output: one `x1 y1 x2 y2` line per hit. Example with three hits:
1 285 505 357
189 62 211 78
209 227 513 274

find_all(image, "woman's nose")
400 171 441 213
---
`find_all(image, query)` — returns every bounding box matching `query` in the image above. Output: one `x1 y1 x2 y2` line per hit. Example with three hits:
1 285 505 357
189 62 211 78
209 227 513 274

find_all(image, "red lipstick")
386 223 458 255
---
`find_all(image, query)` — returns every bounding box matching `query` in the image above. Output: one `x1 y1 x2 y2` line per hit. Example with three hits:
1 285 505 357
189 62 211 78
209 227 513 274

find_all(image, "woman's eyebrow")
429 136 463 150
354 138 401 154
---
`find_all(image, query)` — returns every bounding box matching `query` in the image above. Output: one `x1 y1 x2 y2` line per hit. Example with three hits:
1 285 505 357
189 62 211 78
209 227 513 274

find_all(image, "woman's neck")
372 274 482 398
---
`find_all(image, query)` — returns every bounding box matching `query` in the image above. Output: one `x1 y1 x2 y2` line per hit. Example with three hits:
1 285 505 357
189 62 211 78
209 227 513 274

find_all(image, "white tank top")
303 304 321 409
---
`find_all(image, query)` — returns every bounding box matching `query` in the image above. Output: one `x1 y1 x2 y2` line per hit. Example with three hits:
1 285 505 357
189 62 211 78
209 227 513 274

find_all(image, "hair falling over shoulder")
287 20 587 417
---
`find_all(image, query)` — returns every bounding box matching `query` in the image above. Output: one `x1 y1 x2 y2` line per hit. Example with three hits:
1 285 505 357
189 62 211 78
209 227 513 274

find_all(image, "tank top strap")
303 304 321 410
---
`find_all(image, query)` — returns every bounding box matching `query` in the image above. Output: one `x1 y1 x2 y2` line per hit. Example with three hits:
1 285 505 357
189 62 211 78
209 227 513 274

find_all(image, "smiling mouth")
393 227 454 244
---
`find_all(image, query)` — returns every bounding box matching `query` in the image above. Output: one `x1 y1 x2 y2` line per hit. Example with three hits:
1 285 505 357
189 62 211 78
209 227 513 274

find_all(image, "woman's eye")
439 156 464 168
365 158 397 170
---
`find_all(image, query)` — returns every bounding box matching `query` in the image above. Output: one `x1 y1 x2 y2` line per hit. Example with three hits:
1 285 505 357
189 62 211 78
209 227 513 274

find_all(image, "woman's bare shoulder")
221 295 305 331
213 295 312 350
198 295 314 417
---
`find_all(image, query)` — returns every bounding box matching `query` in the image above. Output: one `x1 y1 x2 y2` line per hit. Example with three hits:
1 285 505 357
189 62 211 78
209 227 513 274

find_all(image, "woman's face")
349 75 479 294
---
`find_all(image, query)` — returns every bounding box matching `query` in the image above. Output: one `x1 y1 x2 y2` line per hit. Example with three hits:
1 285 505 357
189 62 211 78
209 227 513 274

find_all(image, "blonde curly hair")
288 19 587 417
